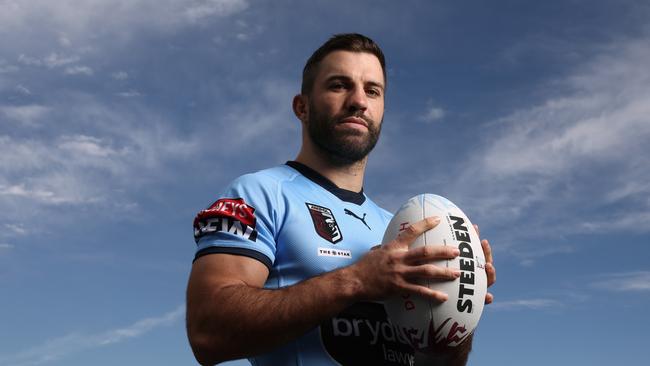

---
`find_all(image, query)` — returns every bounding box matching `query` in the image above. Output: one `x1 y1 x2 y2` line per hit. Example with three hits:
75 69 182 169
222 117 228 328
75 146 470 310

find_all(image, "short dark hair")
301 33 386 95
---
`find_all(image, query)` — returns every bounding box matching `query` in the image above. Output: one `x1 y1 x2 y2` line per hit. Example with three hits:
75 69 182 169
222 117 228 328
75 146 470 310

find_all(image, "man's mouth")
339 116 369 128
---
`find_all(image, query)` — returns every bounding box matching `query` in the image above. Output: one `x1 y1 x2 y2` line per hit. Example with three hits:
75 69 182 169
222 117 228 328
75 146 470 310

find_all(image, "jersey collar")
285 161 366 205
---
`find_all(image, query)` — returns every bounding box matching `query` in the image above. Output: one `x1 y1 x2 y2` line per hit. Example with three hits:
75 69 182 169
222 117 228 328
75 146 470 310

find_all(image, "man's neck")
294 150 367 192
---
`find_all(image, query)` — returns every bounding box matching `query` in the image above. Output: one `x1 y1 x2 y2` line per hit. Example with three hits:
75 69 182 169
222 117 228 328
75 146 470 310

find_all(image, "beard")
307 102 382 167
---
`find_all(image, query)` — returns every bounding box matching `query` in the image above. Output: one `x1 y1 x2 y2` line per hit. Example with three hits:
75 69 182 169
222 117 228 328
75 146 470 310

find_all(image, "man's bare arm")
187 253 364 364
186 217 460 365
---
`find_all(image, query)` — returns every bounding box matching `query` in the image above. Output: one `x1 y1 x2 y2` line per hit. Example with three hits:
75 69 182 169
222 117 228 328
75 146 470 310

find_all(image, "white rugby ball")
382 194 487 351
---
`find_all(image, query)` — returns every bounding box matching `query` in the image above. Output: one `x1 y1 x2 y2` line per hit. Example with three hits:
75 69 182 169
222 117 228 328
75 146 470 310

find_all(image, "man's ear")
292 94 309 123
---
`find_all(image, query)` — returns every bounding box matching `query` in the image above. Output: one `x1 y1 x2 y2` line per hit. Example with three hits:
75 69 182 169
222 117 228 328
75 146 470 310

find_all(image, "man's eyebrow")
324 75 385 90
325 74 352 83
365 80 385 91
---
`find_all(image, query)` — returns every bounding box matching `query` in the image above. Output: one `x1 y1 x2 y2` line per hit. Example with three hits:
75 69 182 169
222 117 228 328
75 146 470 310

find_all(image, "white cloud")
184 0 248 23
489 298 562 311
1 104 49 125
64 65 93 76
0 305 185 366
480 92 650 178
18 53 80 69
98 305 185 345
515 245 575 267
4 224 26 236
579 211 650 234
420 105 445 123
0 243 15 249
57 34 72 47
16 54 42 66
0 93 204 234
446 35 650 252
227 80 298 145
591 271 650 292
605 181 650 203
499 32 588 68
0 59 19 73
0 184 58 202
0 0 283 237
43 53 80 68
57 135 122 158
15 84 31 95
111 71 129 80
1 0 249 107
0 0 249 37
236 32 250 41
0 178 101 206
116 90 142 97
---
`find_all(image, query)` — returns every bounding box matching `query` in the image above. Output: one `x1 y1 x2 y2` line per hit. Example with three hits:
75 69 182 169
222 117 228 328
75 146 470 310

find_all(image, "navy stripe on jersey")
194 246 273 270
285 161 366 205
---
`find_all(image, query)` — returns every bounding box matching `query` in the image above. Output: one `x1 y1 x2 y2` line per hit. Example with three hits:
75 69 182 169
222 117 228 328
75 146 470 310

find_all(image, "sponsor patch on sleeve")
193 198 258 243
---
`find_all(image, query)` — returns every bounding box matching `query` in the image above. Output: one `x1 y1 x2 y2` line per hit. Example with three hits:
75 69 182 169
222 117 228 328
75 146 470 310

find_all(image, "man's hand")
347 216 461 303
186 216 465 364
473 224 496 304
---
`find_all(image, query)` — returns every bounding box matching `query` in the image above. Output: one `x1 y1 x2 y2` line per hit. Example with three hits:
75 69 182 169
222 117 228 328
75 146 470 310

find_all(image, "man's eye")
366 89 381 97
330 83 345 90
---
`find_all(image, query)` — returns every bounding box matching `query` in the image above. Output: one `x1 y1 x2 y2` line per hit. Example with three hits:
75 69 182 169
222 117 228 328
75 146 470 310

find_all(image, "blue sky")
1 1 649 365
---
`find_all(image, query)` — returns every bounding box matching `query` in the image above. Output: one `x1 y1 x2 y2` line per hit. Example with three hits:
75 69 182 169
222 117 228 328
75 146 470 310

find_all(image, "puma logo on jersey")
344 209 371 230
306 203 343 244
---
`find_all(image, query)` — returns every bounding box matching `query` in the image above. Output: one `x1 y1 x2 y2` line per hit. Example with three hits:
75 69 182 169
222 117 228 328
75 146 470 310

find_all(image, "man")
186 33 496 366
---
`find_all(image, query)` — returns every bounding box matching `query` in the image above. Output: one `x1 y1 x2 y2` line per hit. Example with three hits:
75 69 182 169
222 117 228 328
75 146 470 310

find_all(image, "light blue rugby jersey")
194 161 416 366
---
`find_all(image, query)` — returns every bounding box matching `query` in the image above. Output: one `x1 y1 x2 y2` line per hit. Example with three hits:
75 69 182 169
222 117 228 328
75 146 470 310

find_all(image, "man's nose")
346 86 368 112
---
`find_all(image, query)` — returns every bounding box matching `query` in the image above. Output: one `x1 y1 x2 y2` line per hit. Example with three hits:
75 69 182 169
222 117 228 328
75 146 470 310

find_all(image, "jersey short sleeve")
193 172 280 270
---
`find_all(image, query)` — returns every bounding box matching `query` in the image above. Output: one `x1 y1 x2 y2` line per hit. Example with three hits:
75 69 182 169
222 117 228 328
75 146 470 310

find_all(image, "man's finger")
401 282 449 303
403 244 459 264
486 262 496 287
485 292 494 304
481 239 493 265
473 223 480 237
393 216 440 247
404 264 461 280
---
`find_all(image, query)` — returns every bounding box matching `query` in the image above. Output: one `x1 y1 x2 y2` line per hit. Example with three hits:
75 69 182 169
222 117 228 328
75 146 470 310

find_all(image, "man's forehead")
317 51 384 84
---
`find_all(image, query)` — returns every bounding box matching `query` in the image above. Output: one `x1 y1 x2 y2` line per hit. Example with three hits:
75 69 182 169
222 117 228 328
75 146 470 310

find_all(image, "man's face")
306 50 385 166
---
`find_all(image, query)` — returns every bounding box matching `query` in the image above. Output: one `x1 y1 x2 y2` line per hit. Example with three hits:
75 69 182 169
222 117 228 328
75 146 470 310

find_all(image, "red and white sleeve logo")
193 198 258 242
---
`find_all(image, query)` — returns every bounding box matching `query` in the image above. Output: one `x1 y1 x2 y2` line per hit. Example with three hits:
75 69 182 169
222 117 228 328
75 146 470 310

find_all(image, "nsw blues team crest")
306 203 343 244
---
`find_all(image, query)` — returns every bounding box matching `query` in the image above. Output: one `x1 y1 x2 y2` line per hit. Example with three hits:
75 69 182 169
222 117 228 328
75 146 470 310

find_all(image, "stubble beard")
307 103 382 167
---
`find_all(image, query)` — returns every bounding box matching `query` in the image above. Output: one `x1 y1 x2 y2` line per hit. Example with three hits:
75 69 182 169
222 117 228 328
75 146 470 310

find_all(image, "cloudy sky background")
1 1 649 365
